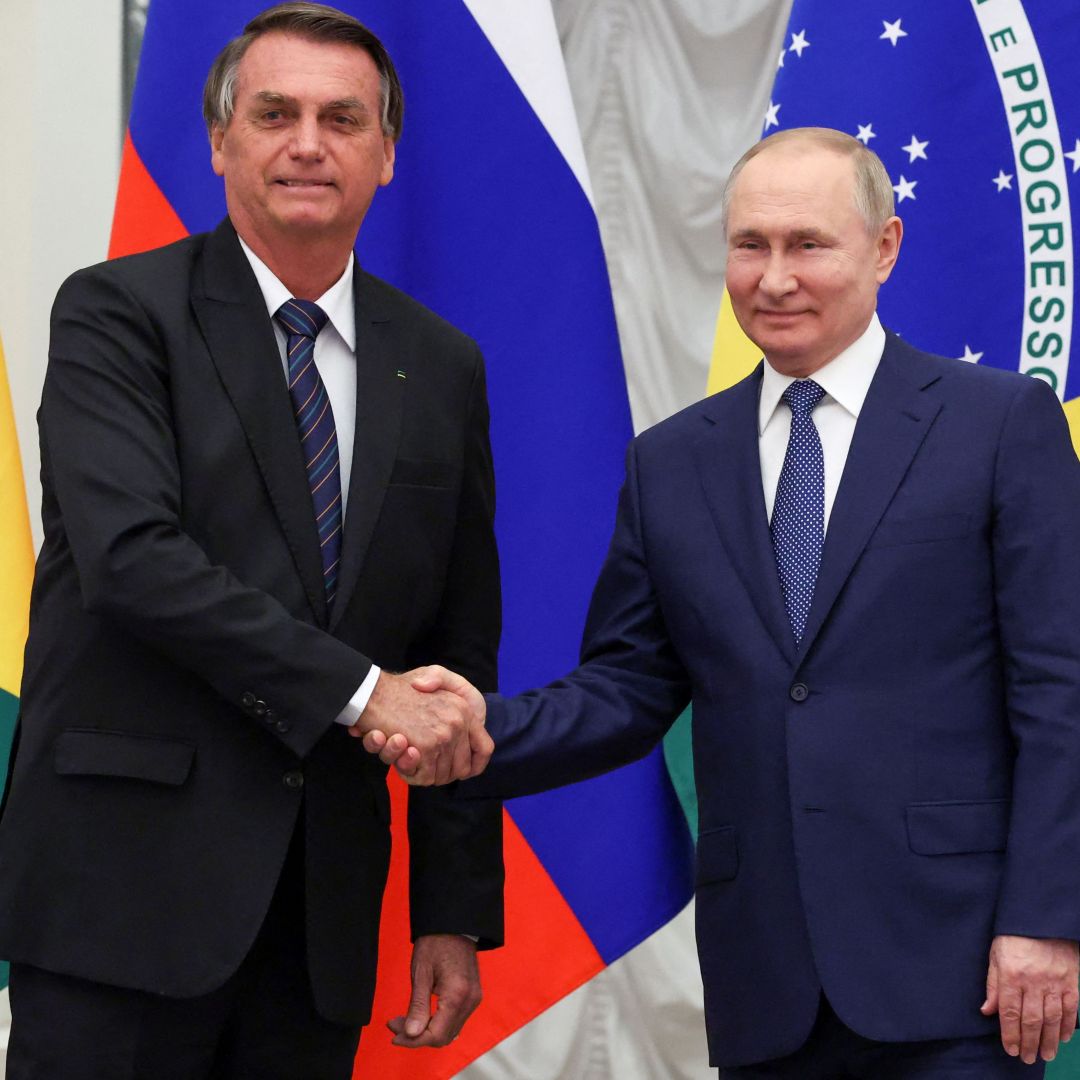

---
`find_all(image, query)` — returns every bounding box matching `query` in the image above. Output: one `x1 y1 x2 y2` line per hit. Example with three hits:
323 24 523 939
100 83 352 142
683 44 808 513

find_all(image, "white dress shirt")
759 313 886 532
238 238 380 723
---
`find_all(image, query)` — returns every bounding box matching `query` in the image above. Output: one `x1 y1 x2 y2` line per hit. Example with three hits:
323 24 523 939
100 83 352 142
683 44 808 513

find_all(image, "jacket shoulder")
357 270 479 358
55 234 208 311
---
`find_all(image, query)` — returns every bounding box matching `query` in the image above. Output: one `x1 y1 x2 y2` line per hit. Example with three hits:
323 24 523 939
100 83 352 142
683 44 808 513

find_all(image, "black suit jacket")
0 219 503 1025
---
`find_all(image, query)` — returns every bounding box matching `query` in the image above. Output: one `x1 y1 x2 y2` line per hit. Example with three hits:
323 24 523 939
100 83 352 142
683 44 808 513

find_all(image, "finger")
1061 988 1078 1044
392 746 422 778
361 730 386 752
449 721 474 783
427 978 481 1046
1041 992 1063 1061
999 986 1022 1057
982 960 999 1015
377 732 409 765
467 723 494 778
403 958 434 1039
1020 990 1044 1064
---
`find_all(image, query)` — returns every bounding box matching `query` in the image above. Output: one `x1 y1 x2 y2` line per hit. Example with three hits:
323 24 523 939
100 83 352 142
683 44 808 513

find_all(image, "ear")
875 216 903 284
210 124 226 178
379 136 396 187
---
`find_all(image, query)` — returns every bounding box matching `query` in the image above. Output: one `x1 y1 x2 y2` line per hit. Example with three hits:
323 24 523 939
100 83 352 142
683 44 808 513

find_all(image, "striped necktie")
771 379 826 645
275 299 342 609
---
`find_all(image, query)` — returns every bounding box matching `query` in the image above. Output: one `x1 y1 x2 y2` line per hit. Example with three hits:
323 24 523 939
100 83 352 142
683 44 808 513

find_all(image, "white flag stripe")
462 0 595 207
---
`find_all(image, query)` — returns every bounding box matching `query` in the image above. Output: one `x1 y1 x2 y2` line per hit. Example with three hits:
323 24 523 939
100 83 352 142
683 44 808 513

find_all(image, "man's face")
724 144 901 377
210 32 395 249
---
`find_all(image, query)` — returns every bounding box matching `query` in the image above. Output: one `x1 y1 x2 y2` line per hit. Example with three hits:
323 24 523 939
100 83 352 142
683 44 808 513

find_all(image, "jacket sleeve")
989 374 1080 940
406 348 505 947
40 265 369 759
464 438 692 801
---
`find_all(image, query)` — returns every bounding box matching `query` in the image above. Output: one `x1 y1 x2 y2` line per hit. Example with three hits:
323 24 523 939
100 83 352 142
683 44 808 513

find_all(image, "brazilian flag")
0 334 34 993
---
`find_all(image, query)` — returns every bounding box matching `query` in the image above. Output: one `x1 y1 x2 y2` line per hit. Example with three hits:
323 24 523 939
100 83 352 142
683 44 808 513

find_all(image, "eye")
331 114 359 127
261 110 285 122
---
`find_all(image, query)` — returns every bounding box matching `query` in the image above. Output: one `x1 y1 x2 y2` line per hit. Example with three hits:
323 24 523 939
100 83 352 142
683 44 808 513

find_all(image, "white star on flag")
778 48 786 69
856 123 876 144
789 30 810 57
992 170 1014 192
893 175 917 202
902 136 929 162
881 19 908 46
959 345 983 364
1065 138 1080 173
765 101 781 130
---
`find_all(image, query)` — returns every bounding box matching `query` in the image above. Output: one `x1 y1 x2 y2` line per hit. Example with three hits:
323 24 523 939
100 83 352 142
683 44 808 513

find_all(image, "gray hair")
202 2 404 141
721 127 895 234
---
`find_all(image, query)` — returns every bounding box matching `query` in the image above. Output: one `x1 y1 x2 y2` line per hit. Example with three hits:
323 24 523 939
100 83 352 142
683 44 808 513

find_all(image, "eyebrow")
729 226 833 243
251 91 370 115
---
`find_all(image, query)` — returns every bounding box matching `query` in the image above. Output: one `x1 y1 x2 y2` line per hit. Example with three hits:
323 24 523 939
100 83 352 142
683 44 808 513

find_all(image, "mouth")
274 179 334 189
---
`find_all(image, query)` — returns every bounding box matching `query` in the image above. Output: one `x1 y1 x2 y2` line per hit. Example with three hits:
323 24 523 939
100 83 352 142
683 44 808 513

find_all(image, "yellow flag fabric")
706 288 762 397
0 335 34 699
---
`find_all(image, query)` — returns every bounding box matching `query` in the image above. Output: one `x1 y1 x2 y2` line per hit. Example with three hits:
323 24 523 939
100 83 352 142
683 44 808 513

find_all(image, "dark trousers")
7 813 363 1080
721 995 1045 1079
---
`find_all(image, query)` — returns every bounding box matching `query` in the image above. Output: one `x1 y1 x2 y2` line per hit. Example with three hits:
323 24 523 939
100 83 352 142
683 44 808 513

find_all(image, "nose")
758 251 797 299
289 115 324 160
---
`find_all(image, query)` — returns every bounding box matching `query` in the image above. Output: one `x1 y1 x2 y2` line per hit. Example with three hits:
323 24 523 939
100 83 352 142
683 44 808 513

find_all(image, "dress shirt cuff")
333 664 382 726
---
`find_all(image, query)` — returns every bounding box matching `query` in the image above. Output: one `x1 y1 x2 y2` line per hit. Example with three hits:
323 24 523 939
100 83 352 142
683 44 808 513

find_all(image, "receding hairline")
722 126 896 234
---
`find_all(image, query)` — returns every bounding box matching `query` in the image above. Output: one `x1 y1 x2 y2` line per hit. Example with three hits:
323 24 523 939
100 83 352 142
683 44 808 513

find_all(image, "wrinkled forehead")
727 145 860 230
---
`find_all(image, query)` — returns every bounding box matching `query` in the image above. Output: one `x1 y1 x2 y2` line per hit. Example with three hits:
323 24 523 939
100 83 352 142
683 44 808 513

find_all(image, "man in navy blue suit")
365 127 1080 1077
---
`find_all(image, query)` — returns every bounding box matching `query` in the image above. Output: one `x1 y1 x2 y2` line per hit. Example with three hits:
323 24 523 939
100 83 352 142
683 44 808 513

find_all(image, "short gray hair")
721 127 895 234
202 2 404 141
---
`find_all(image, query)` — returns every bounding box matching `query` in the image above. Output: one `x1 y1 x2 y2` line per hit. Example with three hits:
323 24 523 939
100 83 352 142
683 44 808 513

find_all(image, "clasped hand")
348 665 488 784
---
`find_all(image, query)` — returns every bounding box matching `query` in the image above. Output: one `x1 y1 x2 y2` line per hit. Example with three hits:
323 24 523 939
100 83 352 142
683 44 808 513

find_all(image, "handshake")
348 666 489 785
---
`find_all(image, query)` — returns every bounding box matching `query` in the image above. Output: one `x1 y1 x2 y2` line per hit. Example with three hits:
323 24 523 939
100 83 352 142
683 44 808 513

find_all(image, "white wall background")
0 0 123 550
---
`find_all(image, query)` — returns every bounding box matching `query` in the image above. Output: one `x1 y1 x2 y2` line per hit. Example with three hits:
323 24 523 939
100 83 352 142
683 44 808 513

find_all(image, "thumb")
409 666 444 694
405 959 434 1037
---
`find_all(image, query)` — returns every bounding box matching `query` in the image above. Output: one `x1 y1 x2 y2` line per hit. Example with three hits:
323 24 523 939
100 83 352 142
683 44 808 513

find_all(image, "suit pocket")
906 798 1009 855
389 458 457 489
870 512 972 548
696 825 739 885
54 729 195 786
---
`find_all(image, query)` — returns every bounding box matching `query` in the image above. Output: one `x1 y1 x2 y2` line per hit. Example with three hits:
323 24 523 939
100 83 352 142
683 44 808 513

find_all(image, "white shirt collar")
758 312 886 435
236 235 356 351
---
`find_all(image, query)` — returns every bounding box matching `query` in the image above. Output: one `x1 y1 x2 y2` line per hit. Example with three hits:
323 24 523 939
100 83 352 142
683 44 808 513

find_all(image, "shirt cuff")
333 664 382 726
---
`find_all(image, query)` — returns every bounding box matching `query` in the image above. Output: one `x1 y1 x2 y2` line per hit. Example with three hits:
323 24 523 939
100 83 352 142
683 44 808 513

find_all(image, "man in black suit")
0 4 502 1076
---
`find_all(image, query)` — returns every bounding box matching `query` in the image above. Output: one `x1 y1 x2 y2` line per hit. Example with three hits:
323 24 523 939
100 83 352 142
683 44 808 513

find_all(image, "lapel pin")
396 370 407 380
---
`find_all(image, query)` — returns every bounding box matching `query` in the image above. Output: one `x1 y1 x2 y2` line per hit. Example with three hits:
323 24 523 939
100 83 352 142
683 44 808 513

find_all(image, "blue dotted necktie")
275 299 342 608
771 379 826 645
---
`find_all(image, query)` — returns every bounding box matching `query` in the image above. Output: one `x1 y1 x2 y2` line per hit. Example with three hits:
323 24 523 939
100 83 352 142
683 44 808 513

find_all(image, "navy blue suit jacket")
471 333 1080 1067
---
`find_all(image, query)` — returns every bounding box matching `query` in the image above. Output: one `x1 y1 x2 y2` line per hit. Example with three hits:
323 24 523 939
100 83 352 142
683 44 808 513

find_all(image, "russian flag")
113 2 694 1075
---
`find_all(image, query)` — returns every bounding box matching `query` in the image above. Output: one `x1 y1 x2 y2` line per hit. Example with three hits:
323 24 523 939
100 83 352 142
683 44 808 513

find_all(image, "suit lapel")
797 337 943 659
328 270 405 633
694 367 797 665
191 220 329 625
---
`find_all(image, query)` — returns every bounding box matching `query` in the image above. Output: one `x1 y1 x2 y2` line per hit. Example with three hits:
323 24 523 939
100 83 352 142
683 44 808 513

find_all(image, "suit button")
241 692 256 709
790 683 809 703
275 719 291 734
283 770 304 790
253 700 268 718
